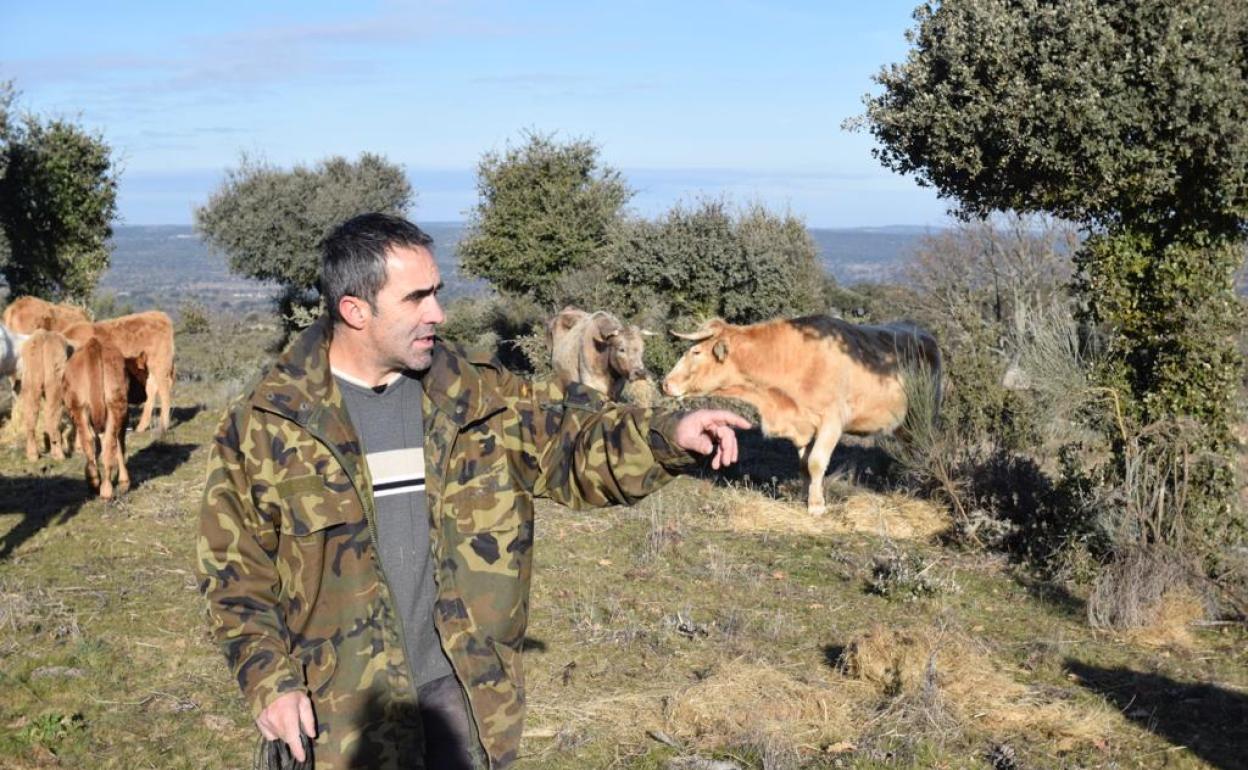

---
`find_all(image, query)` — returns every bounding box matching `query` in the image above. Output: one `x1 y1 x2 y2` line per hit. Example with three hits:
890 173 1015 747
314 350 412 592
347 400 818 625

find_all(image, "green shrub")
439 294 547 374
178 301 211 335
459 132 630 307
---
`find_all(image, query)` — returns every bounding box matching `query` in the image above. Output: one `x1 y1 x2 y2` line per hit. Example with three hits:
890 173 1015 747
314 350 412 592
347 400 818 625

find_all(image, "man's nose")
427 296 446 325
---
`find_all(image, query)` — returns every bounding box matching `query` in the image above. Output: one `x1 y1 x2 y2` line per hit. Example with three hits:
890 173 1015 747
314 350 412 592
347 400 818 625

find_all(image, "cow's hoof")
808 504 827 517
51 448 65 461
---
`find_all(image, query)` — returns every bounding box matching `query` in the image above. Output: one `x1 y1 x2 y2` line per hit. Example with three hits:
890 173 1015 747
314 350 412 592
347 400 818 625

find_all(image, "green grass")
0 321 1244 769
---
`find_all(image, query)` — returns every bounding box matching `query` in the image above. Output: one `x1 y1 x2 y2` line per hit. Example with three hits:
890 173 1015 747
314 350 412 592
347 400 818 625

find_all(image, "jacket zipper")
283 410 423 718
428 417 494 770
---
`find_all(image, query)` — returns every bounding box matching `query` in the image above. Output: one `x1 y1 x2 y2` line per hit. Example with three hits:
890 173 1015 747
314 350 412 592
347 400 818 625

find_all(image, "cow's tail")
85 339 106 429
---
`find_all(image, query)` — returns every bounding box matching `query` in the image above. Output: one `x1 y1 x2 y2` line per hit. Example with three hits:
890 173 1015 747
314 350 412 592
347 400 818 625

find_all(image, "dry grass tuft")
718 486 949 540
1088 546 1210 649
842 624 1116 748
0 578 36 633
1122 589 1208 649
663 659 858 752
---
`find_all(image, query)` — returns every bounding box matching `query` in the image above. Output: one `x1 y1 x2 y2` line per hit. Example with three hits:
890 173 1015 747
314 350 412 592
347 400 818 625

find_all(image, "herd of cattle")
0 297 176 499
0 296 941 512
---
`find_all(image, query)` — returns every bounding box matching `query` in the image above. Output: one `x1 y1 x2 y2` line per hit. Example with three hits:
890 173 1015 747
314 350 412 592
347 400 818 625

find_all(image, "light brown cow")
663 315 942 515
547 306 653 400
1 298 88 441
17 331 73 461
62 338 132 499
2 296 90 334
64 310 175 433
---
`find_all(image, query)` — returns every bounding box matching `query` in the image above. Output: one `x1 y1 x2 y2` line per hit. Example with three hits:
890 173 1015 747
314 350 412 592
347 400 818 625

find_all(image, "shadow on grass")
685 427 895 492
1065 660 1248 769
123 403 205 432
0 441 197 561
1012 574 1086 620
821 643 847 670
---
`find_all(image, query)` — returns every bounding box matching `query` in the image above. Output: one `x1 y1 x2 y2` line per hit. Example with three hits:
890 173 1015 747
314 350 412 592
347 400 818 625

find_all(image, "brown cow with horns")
663 315 942 516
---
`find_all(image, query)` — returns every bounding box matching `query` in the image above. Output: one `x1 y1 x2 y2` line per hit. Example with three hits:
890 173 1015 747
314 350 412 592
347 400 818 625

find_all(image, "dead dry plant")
663 659 858 754
841 623 1116 749
1087 545 1210 647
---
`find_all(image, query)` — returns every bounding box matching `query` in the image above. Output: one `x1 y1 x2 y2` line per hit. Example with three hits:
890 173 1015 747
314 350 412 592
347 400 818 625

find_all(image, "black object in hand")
254 734 313 770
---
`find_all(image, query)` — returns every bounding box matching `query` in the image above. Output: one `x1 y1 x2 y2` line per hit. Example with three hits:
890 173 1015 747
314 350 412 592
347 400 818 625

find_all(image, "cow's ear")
593 315 622 343
713 339 729 362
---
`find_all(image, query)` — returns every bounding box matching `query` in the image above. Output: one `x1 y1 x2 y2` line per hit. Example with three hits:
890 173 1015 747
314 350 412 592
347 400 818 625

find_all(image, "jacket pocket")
296 639 338 697
276 472 358 535
448 422 522 534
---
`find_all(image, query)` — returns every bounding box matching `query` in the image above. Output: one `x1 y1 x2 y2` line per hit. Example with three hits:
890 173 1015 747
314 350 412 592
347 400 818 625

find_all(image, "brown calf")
17 331 73 461
64 310 175 433
2 296 90 334
62 338 132 499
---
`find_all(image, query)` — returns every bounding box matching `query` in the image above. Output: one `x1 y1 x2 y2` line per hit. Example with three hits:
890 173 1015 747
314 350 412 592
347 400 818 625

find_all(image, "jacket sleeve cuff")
648 410 699 471
238 652 305 719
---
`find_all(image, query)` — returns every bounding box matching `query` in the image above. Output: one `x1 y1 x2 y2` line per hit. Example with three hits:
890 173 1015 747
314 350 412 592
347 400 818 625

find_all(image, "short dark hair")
321 213 434 323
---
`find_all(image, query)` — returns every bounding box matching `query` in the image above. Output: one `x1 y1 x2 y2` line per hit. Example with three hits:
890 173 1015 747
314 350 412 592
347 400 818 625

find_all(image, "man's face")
364 245 445 373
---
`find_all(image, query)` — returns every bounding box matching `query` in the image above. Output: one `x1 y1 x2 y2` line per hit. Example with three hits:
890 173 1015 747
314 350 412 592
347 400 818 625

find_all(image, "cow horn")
670 328 715 341
639 328 657 337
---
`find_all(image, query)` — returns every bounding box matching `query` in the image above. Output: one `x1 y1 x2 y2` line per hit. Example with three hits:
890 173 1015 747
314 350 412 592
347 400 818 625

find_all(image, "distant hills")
99 223 936 314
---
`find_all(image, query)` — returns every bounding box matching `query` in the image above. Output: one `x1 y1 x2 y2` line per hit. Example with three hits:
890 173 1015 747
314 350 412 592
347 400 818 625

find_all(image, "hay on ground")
841 624 1116 748
719 487 950 540
663 659 858 751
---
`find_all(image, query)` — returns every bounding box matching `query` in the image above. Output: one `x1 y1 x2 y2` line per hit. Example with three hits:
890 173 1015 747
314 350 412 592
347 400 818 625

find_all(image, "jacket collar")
250 316 337 426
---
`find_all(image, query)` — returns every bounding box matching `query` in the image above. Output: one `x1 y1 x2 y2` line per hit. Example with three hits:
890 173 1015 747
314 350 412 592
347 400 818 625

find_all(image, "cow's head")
592 314 652 382
663 319 733 397
63 322 95 349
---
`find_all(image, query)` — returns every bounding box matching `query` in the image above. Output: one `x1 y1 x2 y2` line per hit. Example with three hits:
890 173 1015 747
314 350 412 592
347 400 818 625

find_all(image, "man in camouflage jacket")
197 214 748 769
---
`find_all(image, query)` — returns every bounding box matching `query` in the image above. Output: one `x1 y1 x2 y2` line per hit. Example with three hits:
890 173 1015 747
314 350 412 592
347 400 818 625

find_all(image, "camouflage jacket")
196 319 695 769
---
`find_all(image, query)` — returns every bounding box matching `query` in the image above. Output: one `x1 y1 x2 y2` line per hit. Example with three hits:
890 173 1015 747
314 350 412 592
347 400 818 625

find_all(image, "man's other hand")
674 409 752 470
256 690 317 762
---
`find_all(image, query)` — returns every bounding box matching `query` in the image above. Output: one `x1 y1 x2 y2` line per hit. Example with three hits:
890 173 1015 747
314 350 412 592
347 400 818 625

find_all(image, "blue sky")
1 1 949 227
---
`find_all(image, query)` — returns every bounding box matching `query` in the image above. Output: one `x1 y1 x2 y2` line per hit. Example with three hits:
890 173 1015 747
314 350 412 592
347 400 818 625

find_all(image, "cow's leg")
113 405 130 496
77 412 100 492
158 368 173 434
44 388 64 461
99 410 117 499
804 420 843 516
135 375 157 434
21 385 41 462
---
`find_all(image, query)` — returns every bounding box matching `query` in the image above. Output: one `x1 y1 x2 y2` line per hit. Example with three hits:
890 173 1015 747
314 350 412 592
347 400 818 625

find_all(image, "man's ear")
337 296 371 331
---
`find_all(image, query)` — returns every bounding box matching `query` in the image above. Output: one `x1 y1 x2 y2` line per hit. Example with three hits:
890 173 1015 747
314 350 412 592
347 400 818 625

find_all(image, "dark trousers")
417 675 476 770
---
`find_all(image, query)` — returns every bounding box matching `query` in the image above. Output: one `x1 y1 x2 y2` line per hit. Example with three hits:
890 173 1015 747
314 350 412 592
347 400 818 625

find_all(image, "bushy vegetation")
459 132 631 308
451 135 829 377
860 0 1248 598
558 199 827 374
0 82 118 303
195 152 412 335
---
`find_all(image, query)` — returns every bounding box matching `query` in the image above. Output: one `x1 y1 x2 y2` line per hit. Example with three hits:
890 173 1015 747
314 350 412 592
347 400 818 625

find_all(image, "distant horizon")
111 220 949 233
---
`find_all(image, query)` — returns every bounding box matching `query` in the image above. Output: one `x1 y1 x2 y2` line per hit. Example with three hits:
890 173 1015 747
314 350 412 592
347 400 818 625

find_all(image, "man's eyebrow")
404 282 445 301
